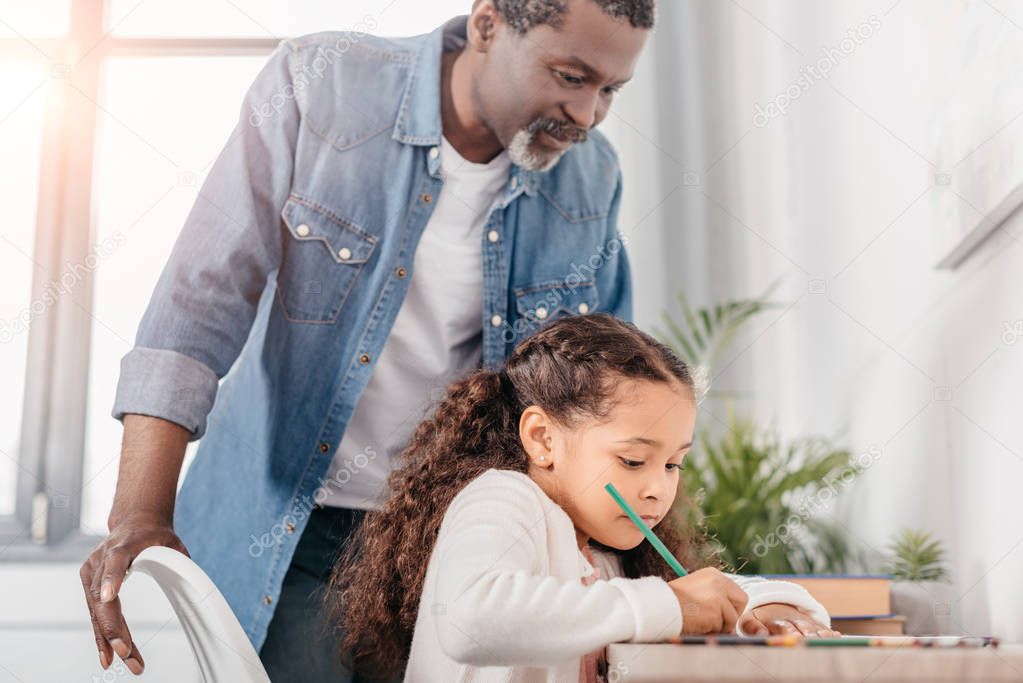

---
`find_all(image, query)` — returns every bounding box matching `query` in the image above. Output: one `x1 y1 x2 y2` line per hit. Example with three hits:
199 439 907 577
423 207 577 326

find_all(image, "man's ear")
468 0 500 53
519 406 555 469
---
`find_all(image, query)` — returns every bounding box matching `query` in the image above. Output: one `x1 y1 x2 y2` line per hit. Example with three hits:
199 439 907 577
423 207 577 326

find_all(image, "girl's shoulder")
457 467 544 501
470 467 537 489
445 468 556 523
437 468 576 574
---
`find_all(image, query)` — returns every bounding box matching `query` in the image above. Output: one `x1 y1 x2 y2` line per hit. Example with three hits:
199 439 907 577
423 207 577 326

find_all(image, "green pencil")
605 482 688 577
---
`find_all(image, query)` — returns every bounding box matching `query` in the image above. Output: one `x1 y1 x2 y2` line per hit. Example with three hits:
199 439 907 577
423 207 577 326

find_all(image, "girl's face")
521 378 696 551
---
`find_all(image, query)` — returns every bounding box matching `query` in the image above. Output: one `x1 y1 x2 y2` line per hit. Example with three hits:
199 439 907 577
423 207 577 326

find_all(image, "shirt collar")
392 15 539 198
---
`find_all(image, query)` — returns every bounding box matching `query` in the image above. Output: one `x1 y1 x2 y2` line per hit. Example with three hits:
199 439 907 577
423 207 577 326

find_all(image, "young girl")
327 313 837 681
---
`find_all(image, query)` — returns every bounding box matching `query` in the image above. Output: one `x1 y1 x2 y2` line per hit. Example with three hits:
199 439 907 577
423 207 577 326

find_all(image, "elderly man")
80 1 653 679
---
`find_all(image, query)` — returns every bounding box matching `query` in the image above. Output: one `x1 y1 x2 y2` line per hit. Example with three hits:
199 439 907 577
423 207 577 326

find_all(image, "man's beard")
506 117 588 172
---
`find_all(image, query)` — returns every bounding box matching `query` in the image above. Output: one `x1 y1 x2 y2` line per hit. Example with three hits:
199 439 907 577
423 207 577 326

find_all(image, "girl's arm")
428 472 681 666
723 574 831 632
588 547 831 633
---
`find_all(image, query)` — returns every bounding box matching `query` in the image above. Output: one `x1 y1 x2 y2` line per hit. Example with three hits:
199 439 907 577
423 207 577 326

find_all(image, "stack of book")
762 574 906 636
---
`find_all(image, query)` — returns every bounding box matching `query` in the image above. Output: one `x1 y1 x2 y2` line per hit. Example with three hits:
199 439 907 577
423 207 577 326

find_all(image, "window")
108 0 457 38
0 2 71 38
0 1 471 552
0 56 47 518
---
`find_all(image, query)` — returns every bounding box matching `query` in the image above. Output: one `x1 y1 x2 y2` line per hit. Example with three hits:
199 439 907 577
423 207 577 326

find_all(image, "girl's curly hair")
323 313 718 676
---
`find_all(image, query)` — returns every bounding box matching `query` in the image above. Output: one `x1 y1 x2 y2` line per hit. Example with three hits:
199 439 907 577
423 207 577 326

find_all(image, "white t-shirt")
320 136 511 509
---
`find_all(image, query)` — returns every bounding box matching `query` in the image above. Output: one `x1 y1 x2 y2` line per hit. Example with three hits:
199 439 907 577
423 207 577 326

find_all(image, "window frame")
0 0 280 560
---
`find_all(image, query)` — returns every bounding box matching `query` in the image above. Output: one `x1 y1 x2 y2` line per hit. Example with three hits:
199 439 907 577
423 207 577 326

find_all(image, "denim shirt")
112 16 632 651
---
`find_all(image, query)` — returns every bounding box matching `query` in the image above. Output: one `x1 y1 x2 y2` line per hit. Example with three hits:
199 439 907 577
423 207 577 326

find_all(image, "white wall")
0 562 198 681
608 0 1023 640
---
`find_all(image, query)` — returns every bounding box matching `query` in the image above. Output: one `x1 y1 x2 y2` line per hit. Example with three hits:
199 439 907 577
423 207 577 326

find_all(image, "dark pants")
258 504 403 682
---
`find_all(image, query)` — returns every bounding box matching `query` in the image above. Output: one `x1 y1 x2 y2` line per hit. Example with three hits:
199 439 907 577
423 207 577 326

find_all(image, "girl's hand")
738 602 842 637
667 567 750 635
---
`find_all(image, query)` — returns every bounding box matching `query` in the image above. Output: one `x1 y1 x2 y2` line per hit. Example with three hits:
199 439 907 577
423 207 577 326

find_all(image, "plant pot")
890 580 956 636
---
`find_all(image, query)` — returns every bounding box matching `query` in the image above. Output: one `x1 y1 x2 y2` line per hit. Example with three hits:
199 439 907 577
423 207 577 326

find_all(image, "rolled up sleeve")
726 573 832 633
112 347 220 440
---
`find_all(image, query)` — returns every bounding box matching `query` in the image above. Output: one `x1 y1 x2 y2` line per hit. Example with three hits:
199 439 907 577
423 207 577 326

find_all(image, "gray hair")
493 0 655 34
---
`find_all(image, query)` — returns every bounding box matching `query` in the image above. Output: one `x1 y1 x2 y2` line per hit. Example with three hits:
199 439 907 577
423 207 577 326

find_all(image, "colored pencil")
605 482 688 576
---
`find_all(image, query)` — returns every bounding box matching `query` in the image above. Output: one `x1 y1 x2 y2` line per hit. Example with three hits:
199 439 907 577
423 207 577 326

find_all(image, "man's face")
474 0 650 171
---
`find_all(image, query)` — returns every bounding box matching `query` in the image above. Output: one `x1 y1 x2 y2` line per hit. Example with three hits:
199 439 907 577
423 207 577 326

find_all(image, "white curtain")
604 0 1023 641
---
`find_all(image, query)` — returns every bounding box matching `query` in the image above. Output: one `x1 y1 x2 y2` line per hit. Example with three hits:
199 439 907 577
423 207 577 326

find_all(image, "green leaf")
678 292 706 356
658 288 781 382
885 528 950 582
656 310 699 366
679 411 859 575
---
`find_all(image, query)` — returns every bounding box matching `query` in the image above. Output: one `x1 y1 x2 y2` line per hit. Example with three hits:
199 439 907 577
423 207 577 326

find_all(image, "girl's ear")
519 406 555 468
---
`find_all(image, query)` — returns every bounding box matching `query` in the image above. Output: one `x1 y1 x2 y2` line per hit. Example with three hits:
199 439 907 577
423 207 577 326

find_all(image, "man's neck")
440 48 504 164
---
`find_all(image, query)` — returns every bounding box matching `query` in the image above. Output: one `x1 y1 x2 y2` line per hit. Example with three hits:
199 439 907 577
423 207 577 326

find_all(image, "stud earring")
539 456 546 462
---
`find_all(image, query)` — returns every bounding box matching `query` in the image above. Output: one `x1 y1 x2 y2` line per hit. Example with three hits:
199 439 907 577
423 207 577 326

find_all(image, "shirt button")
578 303 590 314
491 314 502 327
422 193 432 203
487 230 500 243
359 353 371 364
338 247 352 261
535 306 549 320
510 177 518 191
285 522 296 533
263 595 273 605
429 146 439 159
296 224 310 237
318 442 330 453
396 266 407 278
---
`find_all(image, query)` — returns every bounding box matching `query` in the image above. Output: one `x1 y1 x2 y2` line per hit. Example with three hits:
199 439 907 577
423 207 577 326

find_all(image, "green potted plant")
655 290 861 574
886 529 954 635
888 528 950 581
680 411 857 574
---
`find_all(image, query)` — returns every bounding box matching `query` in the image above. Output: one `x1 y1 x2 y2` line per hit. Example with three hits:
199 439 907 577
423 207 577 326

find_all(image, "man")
79 0 653 679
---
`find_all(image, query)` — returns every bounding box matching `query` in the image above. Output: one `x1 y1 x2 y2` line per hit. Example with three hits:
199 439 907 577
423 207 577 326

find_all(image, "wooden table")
607 643 1023 682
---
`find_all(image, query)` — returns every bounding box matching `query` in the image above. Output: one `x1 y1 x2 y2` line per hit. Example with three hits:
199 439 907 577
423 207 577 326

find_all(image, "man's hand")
80 513 190 674
738 602 841 637
79 414 192 675
667 567 750 635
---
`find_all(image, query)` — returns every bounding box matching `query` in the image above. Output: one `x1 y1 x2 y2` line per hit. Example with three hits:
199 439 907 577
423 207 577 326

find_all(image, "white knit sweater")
403 469 830 682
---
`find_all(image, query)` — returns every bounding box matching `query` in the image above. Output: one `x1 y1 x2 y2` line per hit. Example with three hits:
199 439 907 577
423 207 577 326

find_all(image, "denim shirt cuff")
111 347 219 441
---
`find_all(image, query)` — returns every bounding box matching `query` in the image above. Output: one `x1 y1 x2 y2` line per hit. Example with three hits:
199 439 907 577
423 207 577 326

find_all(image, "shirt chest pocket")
275 196 378 324
512 279 600 341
